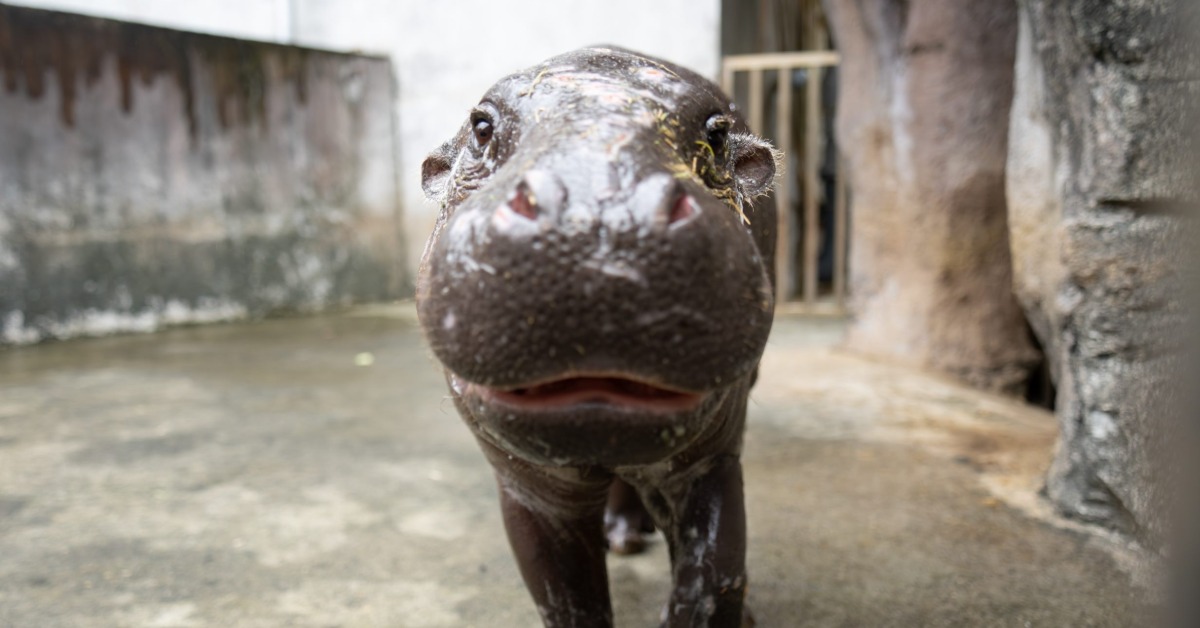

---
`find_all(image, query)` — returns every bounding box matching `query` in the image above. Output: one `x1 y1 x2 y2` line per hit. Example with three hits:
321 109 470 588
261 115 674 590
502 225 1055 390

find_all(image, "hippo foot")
603 509 656 555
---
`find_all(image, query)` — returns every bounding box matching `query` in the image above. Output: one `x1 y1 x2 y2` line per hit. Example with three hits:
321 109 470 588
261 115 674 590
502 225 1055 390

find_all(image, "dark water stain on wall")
0 4 322 134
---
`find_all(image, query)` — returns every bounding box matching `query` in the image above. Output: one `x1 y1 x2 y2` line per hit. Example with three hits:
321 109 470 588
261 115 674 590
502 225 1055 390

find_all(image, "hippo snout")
419 165 773 393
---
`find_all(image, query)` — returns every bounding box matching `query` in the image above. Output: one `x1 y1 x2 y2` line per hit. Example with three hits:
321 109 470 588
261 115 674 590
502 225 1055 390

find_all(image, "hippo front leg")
484 444 614 627
661 456 750 628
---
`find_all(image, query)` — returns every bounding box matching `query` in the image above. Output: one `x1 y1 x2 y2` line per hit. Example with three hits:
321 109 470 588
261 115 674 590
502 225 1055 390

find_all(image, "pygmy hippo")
416 47 778 627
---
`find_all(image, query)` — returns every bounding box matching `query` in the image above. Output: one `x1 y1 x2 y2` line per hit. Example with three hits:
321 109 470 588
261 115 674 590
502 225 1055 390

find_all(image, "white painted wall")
9 0 722 277
7 0 293 41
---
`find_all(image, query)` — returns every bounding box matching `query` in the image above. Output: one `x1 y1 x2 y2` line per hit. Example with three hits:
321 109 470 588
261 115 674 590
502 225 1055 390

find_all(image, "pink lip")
472 376 704 413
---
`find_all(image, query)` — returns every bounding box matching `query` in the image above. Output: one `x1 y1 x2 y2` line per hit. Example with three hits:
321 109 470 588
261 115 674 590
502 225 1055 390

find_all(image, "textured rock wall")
1007 0 1193 546
822 0 1038 394
0 4 407 344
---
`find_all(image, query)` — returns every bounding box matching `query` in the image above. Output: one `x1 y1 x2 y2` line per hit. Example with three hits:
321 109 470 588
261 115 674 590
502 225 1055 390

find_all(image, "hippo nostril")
668 193 698 227
508 181 539 220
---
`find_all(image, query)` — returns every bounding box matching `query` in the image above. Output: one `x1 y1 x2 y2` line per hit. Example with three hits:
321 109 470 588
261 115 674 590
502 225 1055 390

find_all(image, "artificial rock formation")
1007 0 1192 546
822 0 1038 394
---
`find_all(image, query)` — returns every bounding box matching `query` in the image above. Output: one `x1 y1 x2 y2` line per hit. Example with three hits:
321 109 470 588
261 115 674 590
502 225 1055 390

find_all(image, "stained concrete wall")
0 4 406 344
8 0 722 279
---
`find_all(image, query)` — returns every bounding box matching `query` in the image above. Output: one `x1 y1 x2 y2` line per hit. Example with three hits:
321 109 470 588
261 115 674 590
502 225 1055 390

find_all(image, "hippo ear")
729 134 780 198
421 145 455 201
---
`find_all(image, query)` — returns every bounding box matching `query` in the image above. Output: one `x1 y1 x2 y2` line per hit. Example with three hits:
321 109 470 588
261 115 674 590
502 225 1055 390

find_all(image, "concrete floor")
0 305 1156 627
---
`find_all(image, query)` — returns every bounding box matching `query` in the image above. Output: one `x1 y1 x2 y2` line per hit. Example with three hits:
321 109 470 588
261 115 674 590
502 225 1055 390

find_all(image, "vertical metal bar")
833 154 847 308
803 66 821 305
774 67 793 304
721 63 734 99
747 69 763 136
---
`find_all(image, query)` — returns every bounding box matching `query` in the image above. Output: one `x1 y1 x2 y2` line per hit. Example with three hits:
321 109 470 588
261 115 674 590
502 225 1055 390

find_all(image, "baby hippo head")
417 47 779 467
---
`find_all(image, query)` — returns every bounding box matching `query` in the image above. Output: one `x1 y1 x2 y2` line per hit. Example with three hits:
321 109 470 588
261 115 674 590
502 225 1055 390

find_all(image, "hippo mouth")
454 372 722 466
476 375 705 413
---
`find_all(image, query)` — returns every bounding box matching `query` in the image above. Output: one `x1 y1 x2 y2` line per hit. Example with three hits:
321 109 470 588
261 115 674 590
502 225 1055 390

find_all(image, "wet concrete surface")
0 305 1155 626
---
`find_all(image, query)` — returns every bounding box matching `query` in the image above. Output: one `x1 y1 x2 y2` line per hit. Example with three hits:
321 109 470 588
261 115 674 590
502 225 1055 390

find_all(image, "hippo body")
417 47 778 627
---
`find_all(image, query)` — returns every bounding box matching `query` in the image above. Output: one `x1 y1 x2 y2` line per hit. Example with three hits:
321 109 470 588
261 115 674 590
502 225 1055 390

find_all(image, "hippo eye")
471 111 494 147
706 114 732 155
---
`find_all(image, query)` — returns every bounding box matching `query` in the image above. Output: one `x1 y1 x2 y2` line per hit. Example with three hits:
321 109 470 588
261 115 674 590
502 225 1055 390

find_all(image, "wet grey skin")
416 47 778 628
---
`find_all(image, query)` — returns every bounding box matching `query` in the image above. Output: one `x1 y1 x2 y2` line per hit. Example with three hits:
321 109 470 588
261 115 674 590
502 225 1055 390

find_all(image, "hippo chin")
416 46 778 628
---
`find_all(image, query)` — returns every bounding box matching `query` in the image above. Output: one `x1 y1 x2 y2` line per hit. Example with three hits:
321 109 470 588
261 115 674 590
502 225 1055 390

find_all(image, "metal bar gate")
721 51 848 315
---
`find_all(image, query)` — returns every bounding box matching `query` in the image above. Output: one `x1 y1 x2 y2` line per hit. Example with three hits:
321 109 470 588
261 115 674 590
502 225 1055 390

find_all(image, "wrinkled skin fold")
416 47 778 627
